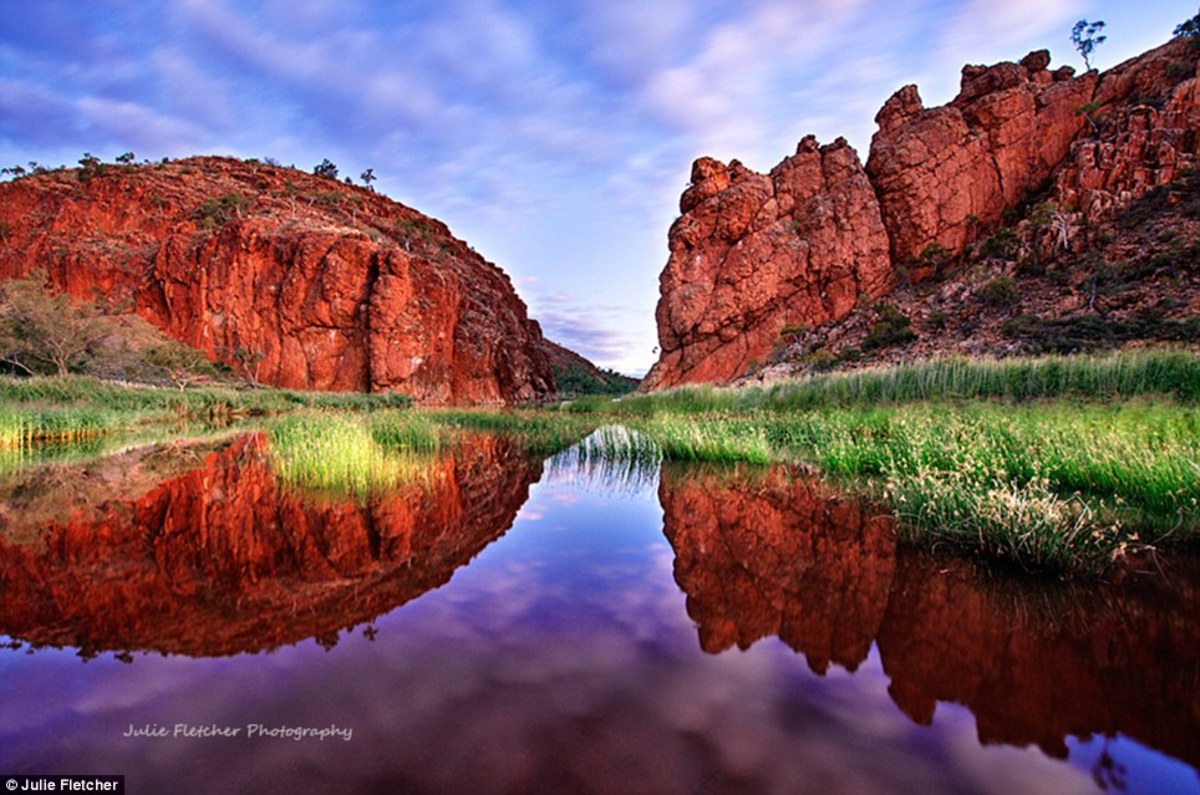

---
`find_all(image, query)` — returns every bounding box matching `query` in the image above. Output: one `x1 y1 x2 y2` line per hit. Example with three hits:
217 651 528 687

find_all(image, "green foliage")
552 362 637 397
114 152 135 165
571 350 1200 413
76 152 105 181
0 276 111 376
981 227 1021 260
1001 313 1200 354
553 375 1200 574
862 304 917 351
195 193 253 228
802 347 838 372
142 340 219 390
1071 19 1107 71
918 241 951 270
429 409 598 455
1028 201 1056 228
978 276 1021 308
779 323 808 339
313 159 339 180
269 412 435 498
1174 11 1200 38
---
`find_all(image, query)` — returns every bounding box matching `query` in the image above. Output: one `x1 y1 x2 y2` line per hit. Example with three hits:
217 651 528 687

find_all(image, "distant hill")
539 339 638 396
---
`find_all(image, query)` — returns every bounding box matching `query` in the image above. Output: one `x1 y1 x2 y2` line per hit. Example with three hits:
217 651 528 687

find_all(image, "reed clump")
567 349 1200 415
268 411 439 497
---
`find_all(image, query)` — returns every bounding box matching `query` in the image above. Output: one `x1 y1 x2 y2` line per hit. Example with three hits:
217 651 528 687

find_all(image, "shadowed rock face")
0 434 542 656
658 465 1200 770
647 39 1200 388
0 157 554 404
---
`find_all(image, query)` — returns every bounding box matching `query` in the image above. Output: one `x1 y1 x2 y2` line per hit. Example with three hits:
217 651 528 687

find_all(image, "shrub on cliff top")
1175 11 1200 38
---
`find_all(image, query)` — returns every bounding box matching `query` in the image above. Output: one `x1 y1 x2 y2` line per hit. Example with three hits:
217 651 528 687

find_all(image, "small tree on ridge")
1071 19 1107 71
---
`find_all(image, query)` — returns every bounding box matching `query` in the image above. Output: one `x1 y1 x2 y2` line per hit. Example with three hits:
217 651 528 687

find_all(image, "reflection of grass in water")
461 399 1199 576
0 375 415 454
269 412 442 497
0 423 251 477
542 426 661 494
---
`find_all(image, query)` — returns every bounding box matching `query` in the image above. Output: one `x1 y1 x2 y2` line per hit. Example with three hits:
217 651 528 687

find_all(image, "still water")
0 433 1197 794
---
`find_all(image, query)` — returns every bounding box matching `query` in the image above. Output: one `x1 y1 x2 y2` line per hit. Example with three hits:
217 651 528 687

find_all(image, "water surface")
0 434 1197 793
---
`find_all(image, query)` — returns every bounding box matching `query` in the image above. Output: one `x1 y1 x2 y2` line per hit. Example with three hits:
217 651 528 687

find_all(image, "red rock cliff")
643 137 892 389
647 38 1200 388
0 157 554 404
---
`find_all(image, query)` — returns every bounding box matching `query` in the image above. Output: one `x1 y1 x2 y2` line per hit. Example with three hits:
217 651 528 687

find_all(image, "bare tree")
0 276 112 375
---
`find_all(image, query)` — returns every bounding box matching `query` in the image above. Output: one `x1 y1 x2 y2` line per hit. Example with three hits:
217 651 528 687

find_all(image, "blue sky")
0 1 1194 375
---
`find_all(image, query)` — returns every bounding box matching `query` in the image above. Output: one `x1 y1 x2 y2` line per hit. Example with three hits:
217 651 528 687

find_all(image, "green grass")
0 374 412 450
268 411 438 497
567 350 1200 415
426 409 599 455
552 352 1200 576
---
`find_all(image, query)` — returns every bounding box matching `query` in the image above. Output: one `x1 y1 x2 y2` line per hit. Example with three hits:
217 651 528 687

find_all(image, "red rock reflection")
659 464 897 673
0 434 541 657
659 464 1200 770
877 553 1200 769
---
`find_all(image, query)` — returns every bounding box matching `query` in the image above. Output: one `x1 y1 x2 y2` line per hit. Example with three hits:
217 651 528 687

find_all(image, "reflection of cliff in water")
0 434 541 657
659 464 1200 771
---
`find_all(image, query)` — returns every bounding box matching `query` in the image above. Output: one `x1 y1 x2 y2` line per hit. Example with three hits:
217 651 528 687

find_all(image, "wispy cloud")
0 1 1180 375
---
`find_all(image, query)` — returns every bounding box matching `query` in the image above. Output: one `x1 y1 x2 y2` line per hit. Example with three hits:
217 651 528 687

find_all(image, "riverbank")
4 350 1198 577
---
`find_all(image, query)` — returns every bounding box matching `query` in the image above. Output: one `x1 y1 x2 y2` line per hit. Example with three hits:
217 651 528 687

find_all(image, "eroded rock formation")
0 434 541 656
0 158 554 403
643 138 892 389
647 38 1200 388
866 49 1095 264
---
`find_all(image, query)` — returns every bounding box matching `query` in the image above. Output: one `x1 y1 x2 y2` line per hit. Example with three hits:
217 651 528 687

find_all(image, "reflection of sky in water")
1 456 1197 794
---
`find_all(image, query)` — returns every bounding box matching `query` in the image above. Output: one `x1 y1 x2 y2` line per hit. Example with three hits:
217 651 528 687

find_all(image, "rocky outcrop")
647 38 1200 388
866 49 1096 265
0 434 542 656
643 137 892 389
1056 41 1200 218
0 157 554 404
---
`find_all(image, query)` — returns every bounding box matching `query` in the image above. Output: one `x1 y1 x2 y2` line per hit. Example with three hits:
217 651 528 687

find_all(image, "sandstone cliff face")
643 137 892 389
647 39 1200 388
0 157 553 404
0 434 541 656
866 49 1095 265
1056 40 1200 218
